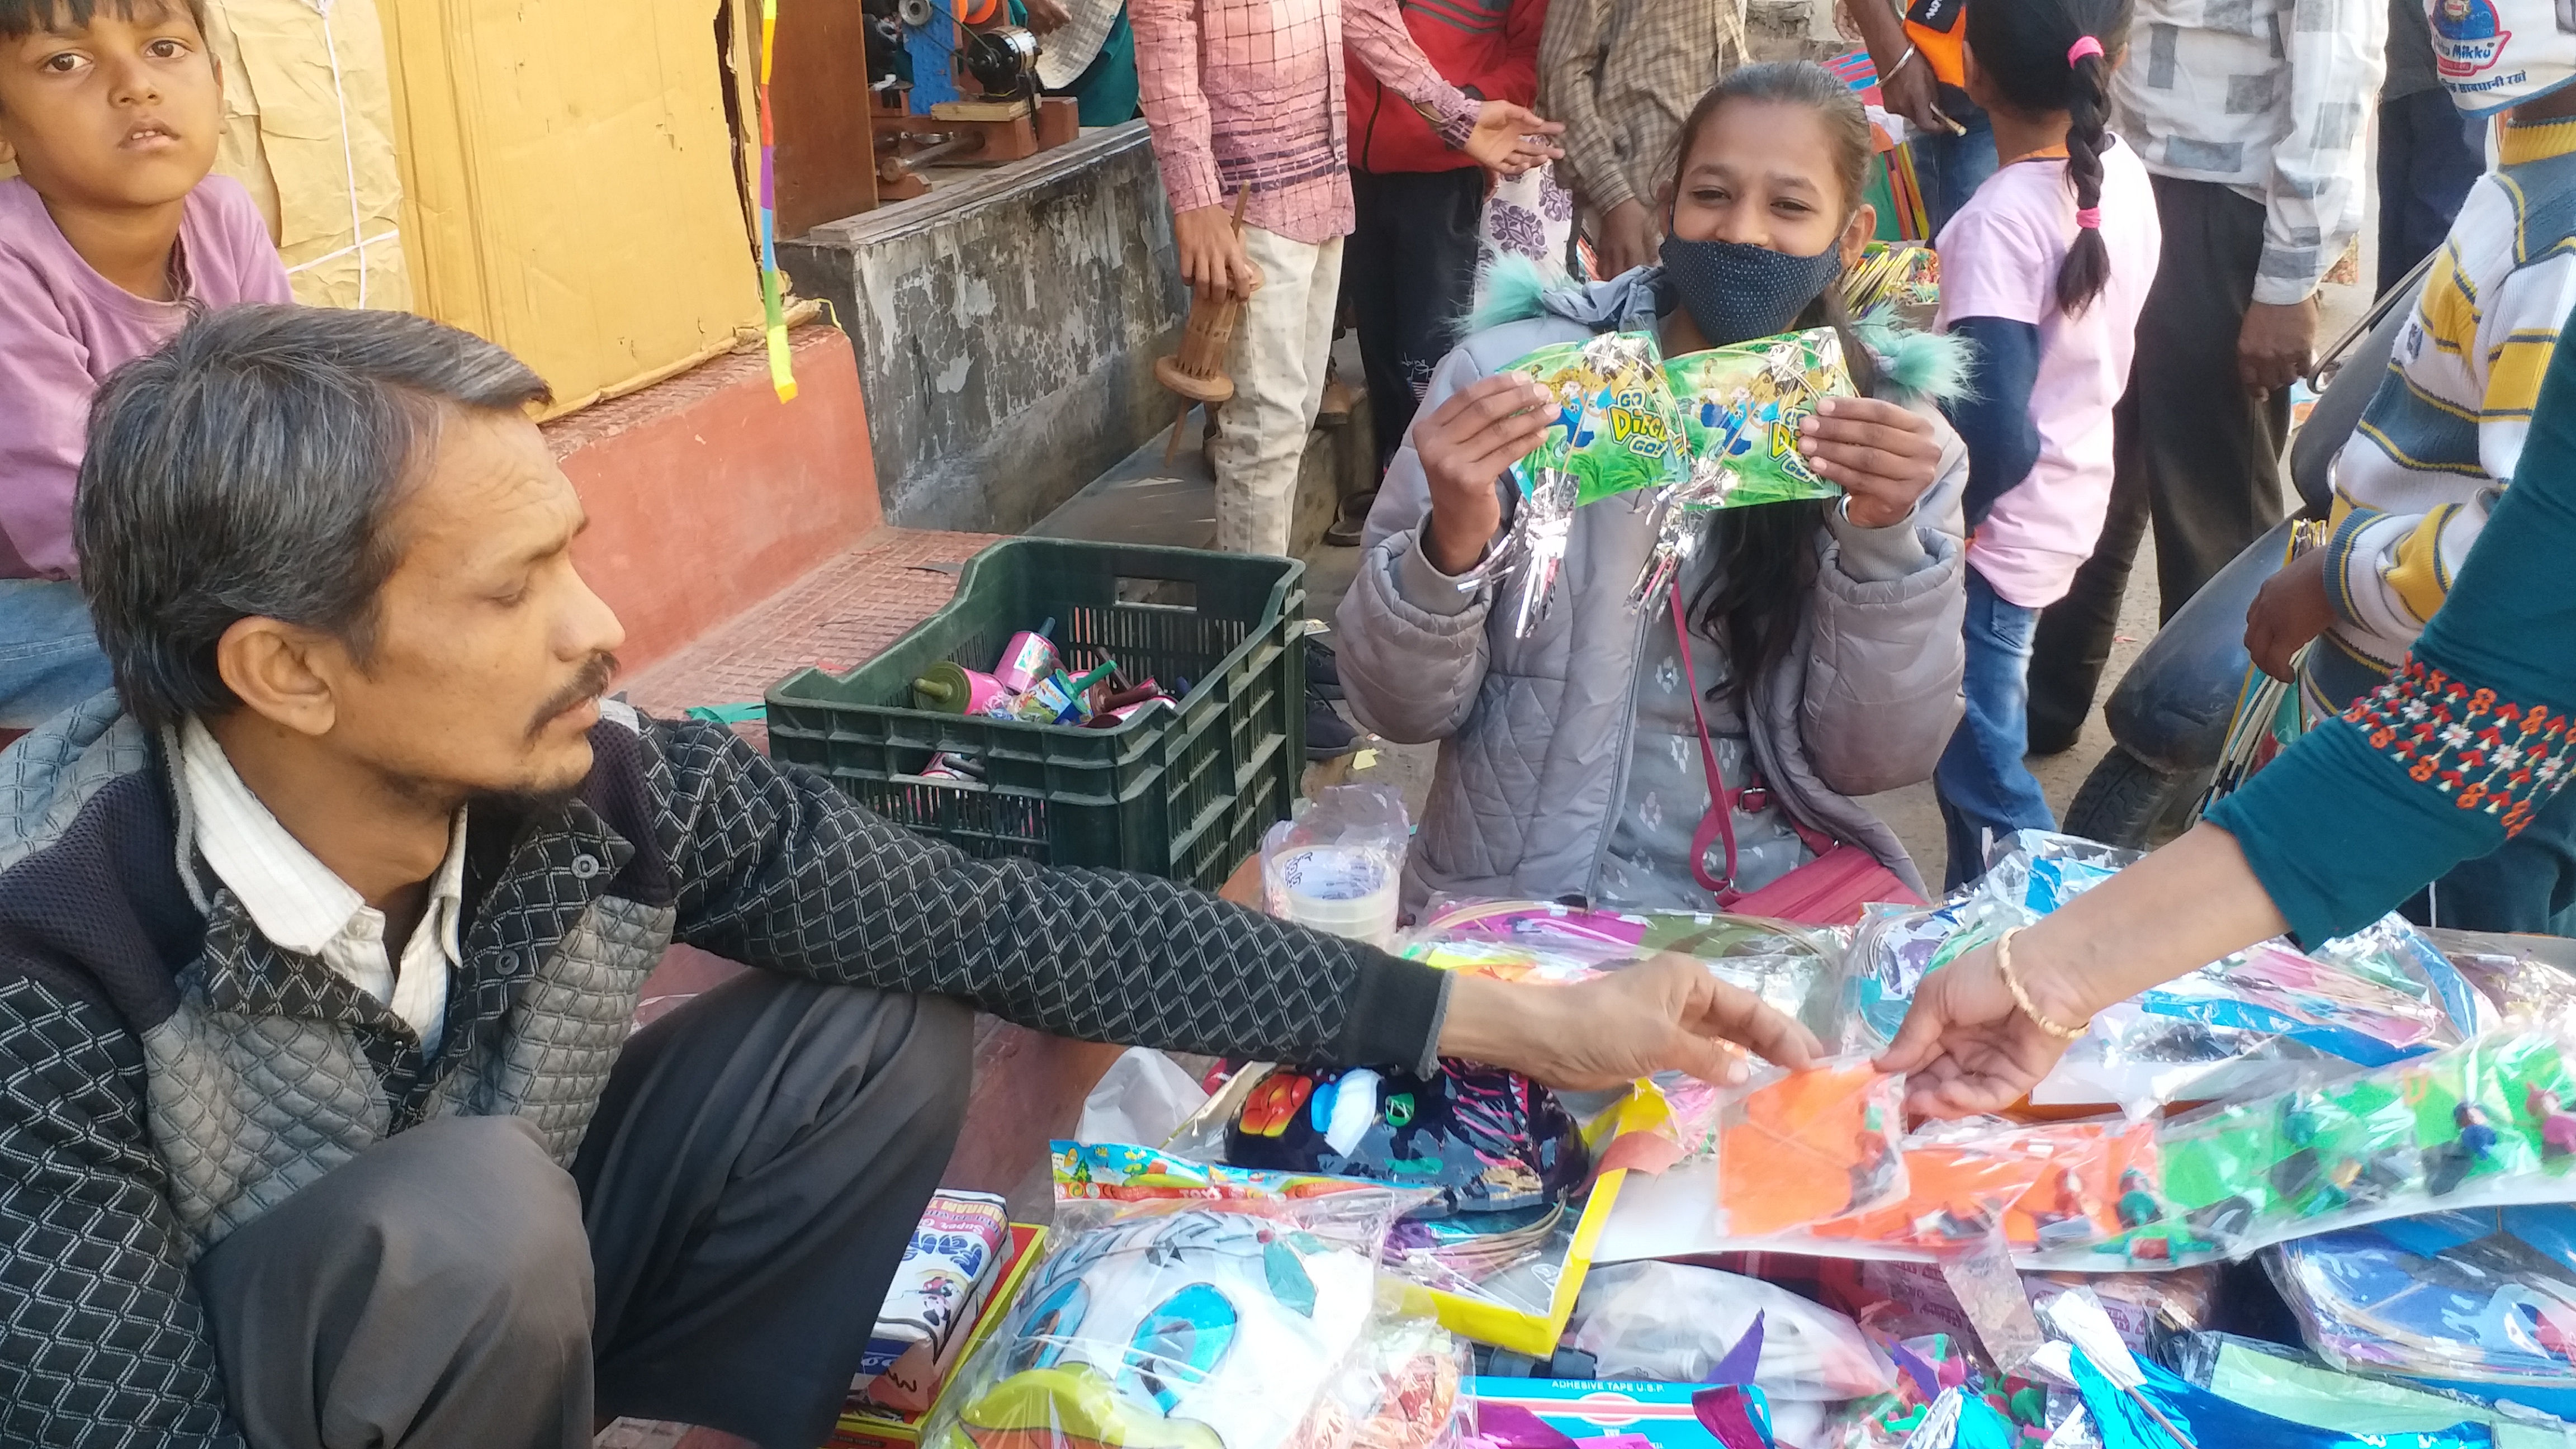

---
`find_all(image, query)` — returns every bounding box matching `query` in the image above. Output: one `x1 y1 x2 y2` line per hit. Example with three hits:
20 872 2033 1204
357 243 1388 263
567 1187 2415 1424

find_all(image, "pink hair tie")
2075 207 2103 229
2067 35 2105 64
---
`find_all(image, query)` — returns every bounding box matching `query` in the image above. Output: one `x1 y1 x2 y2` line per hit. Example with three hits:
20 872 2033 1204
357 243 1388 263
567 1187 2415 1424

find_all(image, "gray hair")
76 304 552 730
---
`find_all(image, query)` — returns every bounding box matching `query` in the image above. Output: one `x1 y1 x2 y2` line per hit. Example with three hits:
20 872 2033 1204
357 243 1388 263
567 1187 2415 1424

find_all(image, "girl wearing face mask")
1335 61 1972 916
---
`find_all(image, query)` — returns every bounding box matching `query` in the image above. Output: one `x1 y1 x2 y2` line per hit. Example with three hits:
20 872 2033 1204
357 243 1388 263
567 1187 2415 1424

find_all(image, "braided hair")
1963 0 2133 315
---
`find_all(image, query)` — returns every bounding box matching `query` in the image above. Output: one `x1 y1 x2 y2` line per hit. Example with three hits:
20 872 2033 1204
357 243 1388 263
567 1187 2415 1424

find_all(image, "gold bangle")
1995 927 2089 1041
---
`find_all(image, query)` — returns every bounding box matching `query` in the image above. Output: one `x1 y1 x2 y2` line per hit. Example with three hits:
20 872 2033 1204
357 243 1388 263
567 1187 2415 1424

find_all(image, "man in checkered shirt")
1130 0 1559 567
2028 0 2388 752
0 304 1816 1448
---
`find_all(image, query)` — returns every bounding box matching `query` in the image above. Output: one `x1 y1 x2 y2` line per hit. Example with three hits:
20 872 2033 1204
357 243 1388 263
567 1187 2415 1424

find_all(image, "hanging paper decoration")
756 0 799 402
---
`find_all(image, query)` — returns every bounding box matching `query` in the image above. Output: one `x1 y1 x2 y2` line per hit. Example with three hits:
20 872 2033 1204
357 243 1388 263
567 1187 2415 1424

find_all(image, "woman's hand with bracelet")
1876 927 2098 1116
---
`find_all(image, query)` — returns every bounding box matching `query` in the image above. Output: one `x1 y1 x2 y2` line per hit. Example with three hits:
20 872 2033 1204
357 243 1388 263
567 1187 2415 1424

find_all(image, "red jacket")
1346 0 1545 174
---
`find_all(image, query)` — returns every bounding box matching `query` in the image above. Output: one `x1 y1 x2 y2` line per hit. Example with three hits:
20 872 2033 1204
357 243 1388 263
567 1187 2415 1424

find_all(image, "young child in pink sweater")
0 0 289 726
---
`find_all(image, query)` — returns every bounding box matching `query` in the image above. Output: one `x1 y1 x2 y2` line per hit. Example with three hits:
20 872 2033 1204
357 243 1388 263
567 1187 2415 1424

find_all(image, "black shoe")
1305 698 1359 761
1323 489 1376 549
1305 639 1344 700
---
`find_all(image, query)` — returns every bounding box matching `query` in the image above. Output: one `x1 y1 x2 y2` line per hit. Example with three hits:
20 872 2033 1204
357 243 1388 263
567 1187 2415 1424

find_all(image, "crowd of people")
7 0 2576 1442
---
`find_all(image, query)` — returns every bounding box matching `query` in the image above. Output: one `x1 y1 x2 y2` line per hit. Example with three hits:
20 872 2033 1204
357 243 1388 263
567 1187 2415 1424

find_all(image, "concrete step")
1030 340 1376 556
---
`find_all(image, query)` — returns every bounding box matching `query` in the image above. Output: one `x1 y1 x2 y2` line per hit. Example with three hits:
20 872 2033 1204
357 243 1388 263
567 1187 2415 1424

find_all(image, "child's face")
0 1 220 212
1665 99 1873 266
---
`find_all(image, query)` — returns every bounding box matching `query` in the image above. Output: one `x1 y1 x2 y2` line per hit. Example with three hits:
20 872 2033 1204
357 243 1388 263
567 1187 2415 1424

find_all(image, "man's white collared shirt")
177 717 466 1053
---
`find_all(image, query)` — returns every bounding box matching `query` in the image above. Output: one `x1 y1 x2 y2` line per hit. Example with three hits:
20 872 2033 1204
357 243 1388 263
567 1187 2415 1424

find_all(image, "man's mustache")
529 652 620 739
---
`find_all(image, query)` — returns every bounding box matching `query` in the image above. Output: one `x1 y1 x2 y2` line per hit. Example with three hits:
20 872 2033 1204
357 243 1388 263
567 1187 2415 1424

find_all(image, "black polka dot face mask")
1658 232 1844 348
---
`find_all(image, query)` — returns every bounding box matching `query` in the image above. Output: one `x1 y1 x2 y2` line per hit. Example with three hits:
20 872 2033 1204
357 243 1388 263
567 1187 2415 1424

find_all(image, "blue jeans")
1908 87 1999 238
1936 569 2056 889
0 579 112 730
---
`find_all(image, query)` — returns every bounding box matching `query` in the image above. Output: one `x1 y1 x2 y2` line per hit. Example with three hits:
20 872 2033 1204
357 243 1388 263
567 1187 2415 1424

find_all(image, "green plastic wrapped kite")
1662 327 1856 512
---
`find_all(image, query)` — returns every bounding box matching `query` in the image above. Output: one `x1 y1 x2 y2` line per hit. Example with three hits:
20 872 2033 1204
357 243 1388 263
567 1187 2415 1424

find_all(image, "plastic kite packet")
1843 832 2492 1108
1712 1056 1909 1238
1305 1315 1473 1449
930 1147 1420 1449
2269 1205 2576 1399
1567 1261 1896 1400
1205 1060 1592 1218
1805 1117 2164 1263
2149 1027 2576 1261
1634 329 1855 605
1404 898 1849 1044
1496 332 1689 636
1661 328 1854 512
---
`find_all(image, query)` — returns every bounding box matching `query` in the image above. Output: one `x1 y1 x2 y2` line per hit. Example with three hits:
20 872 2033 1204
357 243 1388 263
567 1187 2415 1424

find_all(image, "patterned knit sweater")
0 695 1446 1446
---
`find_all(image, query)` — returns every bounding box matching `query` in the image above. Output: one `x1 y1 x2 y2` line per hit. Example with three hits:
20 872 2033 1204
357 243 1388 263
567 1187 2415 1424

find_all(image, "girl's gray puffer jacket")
1336 267 1971 910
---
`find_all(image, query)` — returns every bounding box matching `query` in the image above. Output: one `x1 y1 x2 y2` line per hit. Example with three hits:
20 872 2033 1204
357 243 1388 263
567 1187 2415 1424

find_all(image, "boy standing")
1344 0 1546 481
1537 0 1745 278
0 0 290 726
1131 0 1555 564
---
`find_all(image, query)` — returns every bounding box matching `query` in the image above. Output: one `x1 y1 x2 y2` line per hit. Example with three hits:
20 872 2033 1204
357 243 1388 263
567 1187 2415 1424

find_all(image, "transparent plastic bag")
1713 1056 1909 1237
1159 1064 1593 1339
1409 898 1850 1048
2268 1205 2576 1391
1567 1261 1895 1400
1844 832 2488 1109
927 1145 1423 1449
1497 333 1689 635
2151 1027 2576 1260
1302 1314 1473 1449
1263 784 1409 950
1806 1117 2162 1261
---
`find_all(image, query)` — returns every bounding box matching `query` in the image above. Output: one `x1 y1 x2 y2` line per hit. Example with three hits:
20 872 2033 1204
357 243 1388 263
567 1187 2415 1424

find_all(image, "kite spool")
1155 184 1262 465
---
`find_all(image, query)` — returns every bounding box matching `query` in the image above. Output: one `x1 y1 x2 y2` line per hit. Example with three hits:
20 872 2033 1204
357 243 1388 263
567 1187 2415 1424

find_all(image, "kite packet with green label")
1495 332 1689 636
1662 327 1855 512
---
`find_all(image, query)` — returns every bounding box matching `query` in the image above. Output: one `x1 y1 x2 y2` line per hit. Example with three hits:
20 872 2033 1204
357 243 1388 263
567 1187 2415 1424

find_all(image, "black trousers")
2378 88 2484 297
1347 166 1488 473
196 973 973 1449
2028 176 2293 750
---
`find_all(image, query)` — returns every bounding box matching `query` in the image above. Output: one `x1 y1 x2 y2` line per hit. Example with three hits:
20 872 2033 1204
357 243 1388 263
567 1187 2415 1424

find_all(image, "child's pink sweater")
0 174 292 579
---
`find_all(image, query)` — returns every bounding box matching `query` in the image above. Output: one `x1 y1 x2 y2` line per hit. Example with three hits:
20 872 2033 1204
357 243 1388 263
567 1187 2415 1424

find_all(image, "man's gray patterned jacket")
0 693 1450 1447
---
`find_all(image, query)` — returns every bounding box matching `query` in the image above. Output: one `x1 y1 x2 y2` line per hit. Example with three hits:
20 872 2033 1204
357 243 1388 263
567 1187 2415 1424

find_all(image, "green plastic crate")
764 539 1306 892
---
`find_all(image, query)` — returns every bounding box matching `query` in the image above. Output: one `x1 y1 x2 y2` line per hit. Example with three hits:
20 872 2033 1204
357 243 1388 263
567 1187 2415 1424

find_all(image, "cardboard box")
836 1222 1047 1442
375 0 765 414
860 1209 1025 1414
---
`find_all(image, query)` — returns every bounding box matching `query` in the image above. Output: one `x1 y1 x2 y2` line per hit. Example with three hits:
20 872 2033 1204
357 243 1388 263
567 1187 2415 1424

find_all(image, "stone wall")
781 123 1186 534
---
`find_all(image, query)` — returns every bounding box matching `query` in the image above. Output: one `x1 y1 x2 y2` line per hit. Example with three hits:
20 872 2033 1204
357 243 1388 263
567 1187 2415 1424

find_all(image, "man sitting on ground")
0 304 1816 1449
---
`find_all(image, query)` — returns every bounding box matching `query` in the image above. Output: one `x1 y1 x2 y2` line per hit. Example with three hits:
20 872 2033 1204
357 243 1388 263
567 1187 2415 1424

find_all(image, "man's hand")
1878 53 1946 137
1462 100 1565 178
1595 198 1659 279
1875 940 2084 1116
1418 372 1555 574
2240 296 2321 396
1798 396 1941 527
2244 547 2335 682
1024 0 1072 32
1173 205 1259 302
1439 953 1821 1091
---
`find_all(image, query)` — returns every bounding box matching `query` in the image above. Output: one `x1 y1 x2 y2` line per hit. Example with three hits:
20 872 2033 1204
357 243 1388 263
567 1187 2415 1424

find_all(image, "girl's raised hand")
1796 396 1941 528
1417 372 1555 575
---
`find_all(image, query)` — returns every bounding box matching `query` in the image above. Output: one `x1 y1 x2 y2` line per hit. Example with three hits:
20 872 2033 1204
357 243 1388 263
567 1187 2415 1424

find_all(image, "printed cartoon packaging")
925 1146 1467 1449
1661 329 1855 512
1496 332 1691 634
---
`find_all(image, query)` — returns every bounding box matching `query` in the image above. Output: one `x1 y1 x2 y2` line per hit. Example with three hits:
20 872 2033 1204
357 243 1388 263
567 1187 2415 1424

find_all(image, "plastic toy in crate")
765 539 1305 892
